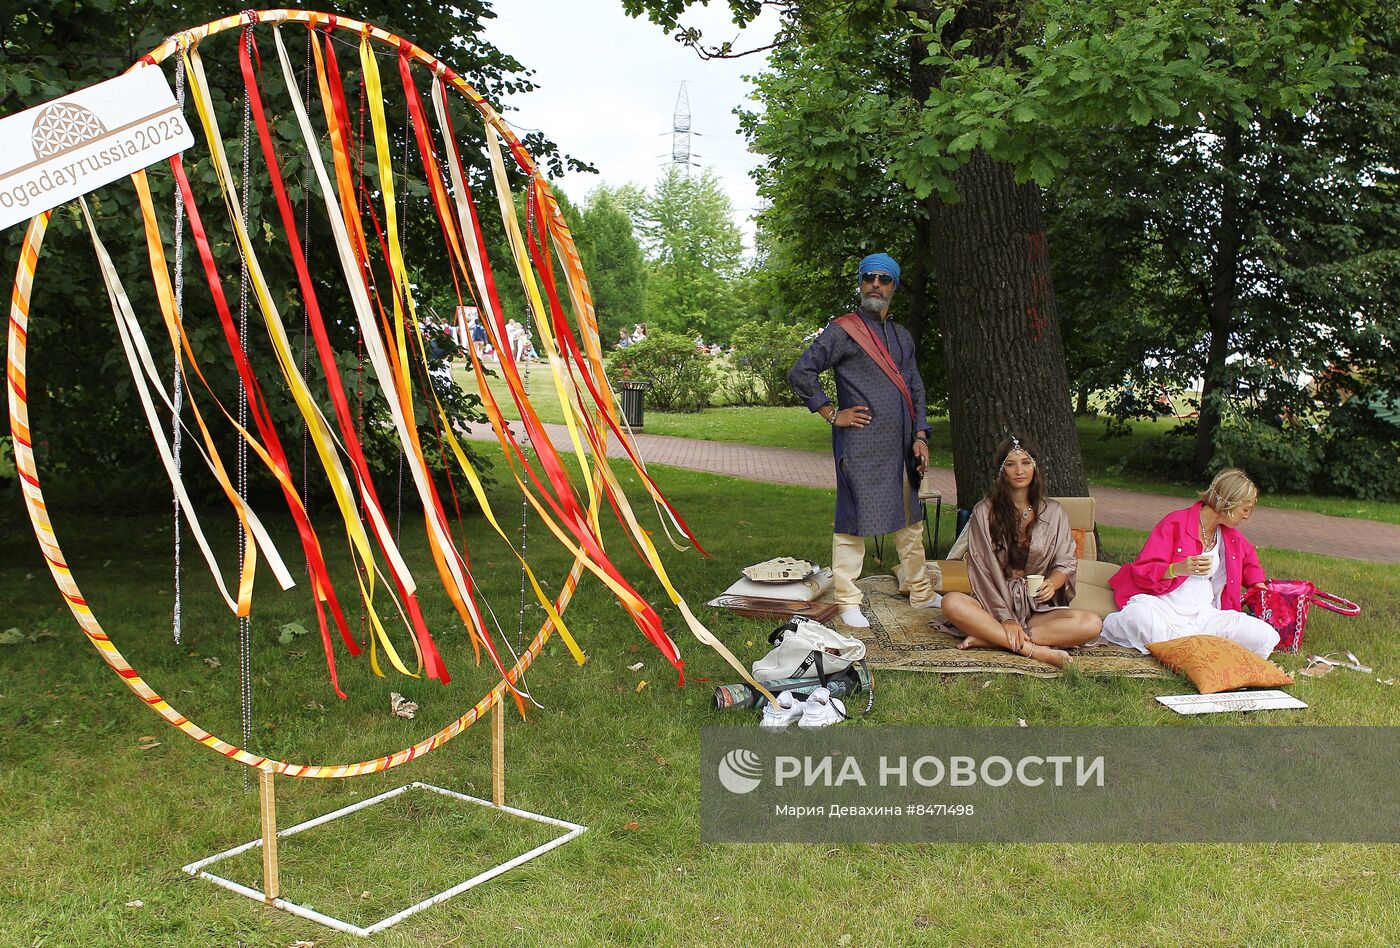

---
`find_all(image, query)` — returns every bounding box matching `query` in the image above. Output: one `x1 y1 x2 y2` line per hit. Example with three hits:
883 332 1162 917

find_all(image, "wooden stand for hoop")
190 699 583 938
252 696 509 902
258 768 279 902
492 691 506 807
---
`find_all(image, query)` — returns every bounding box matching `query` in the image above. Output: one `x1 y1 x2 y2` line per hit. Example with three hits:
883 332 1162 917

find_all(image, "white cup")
1025 574 1045 600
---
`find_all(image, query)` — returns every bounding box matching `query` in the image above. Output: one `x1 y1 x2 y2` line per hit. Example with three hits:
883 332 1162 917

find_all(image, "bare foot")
1024 643 1073 668
958 635 991 651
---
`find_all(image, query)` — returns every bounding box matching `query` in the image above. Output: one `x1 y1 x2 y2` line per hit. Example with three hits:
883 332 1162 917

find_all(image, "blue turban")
859 252 901 286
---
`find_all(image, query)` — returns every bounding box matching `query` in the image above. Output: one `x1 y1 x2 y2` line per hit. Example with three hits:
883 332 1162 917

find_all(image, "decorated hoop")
5 10 679 778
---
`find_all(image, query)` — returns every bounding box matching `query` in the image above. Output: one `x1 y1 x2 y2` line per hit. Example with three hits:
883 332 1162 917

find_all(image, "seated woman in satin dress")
1100 468 1277 657
940 435 1103 668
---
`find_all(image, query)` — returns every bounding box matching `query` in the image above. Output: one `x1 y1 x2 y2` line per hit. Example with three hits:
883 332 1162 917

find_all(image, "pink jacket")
1108 502 1267 610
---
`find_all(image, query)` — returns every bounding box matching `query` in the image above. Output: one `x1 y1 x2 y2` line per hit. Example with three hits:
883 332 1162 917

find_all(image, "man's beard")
858 292 889 317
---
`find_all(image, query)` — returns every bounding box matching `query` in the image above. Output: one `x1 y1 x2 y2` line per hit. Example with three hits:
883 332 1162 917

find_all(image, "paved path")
462 422 1400 565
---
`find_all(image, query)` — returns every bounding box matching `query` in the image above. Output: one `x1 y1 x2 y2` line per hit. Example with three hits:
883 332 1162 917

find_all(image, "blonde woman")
1101 468 1277 657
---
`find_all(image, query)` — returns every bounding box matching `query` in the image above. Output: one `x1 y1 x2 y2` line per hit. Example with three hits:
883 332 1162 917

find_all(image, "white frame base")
182 781 587 938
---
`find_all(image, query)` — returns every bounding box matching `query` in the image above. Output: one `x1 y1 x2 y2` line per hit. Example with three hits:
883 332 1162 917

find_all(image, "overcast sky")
480 0 779 248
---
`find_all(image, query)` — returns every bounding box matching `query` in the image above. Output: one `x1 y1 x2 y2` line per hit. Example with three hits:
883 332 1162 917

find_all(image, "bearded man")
787 252 937 628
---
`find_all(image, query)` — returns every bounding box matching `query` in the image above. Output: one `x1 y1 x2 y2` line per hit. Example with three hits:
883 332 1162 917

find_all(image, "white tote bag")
751 617 867 681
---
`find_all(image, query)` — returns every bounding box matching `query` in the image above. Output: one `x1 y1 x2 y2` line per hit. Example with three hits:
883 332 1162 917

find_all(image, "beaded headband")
1001 437 1035 469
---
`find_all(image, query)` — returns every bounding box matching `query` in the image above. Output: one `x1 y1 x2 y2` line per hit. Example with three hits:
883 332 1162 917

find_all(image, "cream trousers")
832 524 935 607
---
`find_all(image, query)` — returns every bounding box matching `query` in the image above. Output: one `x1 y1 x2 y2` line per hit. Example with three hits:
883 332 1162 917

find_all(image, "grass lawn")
456 364 1400 526
2 462 1398 946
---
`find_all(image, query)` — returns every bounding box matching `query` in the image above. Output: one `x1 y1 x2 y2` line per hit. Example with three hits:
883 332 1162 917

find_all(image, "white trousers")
1100 598 1280 658
832 524 935 607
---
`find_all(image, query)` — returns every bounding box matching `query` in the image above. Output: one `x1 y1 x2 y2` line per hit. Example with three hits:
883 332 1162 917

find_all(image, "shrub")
1212 415 1321 494
606 331 716 413
712 356 764 406
0 435 13 492
729 321 812 407
1123 405 1398 500
1314 399 1400 500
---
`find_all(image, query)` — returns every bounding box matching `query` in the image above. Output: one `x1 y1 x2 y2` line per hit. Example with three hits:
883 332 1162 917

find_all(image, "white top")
1156 528 1224 616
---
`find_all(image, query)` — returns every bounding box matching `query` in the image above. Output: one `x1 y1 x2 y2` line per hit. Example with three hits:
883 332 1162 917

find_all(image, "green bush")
607 331 716 413
1315 399 1400 500
1213 415 1322 494
729 321 812 407
1125 413 1321 494
0 436 13 492
1124 398 1400 501
712 356 765 407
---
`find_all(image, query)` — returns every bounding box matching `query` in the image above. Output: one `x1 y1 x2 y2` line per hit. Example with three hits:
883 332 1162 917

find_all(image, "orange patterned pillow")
1070 528 1086 560
1146 636 1293 695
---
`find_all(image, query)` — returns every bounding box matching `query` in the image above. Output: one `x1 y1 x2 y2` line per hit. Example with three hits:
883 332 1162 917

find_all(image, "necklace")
1199 511 1218 551
1020 505 1033 520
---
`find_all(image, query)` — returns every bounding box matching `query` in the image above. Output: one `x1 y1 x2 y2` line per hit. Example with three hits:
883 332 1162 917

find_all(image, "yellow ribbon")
362 41 586 666
184 41 419 676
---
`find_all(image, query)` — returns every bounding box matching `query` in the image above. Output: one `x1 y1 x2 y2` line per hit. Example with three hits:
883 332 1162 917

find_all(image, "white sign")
0 66 194 230
1156 690 1308 715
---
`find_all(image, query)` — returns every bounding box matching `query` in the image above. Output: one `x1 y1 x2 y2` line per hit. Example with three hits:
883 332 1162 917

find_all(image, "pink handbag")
1244 580 1361 654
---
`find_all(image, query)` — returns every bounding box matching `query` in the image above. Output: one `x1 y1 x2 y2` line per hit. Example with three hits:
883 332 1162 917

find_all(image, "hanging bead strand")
171 49 187 645
237 19 256 792
300 25 313 530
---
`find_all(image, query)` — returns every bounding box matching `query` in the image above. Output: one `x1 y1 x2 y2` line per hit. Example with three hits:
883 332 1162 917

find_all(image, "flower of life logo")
32 102 107 159
717 749 763 794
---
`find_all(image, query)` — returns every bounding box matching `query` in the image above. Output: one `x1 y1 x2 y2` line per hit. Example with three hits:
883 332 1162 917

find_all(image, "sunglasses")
860 271 895 286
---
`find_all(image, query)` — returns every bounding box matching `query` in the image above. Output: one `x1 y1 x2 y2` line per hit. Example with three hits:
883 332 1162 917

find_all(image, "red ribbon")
238 32 450 683
168 155 356 699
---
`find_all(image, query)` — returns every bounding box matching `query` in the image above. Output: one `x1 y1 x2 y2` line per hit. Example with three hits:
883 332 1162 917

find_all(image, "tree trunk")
1192 124 1243 476
1076 386 1090 415
931 148 1090 506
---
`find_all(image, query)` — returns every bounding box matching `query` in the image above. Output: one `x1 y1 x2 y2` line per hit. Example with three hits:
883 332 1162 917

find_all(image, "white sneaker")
838 607 870 628
798 687 847 728
910 592 943 610
760 691 806 729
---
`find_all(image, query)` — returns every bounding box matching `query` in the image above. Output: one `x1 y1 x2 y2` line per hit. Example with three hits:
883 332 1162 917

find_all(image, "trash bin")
619 380 650 429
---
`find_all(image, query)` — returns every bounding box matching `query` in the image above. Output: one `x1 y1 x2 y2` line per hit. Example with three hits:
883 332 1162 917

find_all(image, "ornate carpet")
846 575 1171 680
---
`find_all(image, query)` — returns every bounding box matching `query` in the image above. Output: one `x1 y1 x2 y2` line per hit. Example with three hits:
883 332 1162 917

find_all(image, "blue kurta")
788 312 931 536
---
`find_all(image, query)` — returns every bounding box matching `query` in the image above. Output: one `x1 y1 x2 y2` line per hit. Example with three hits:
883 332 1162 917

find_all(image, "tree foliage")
628 0 1382 498
574 185 648 345
633 166 746 343
1046 4 1400 491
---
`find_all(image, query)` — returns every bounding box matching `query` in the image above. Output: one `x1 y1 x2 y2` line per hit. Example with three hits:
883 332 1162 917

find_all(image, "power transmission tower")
671 82 696 176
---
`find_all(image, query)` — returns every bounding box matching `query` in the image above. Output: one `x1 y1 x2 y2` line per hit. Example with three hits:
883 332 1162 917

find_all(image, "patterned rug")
846 575 1171 680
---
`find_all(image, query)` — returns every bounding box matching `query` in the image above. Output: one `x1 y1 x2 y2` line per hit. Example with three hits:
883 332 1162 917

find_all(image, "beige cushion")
1054 496 1097 560
934 559 972 594
1075 558 1118 586
1069 584 1116 618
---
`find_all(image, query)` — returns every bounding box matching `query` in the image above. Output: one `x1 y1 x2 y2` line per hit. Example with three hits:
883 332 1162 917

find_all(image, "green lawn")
2 464 1398 945
455 365 1400 525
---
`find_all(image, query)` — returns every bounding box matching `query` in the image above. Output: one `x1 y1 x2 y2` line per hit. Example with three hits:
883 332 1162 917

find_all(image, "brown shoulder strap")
834 313 915 421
